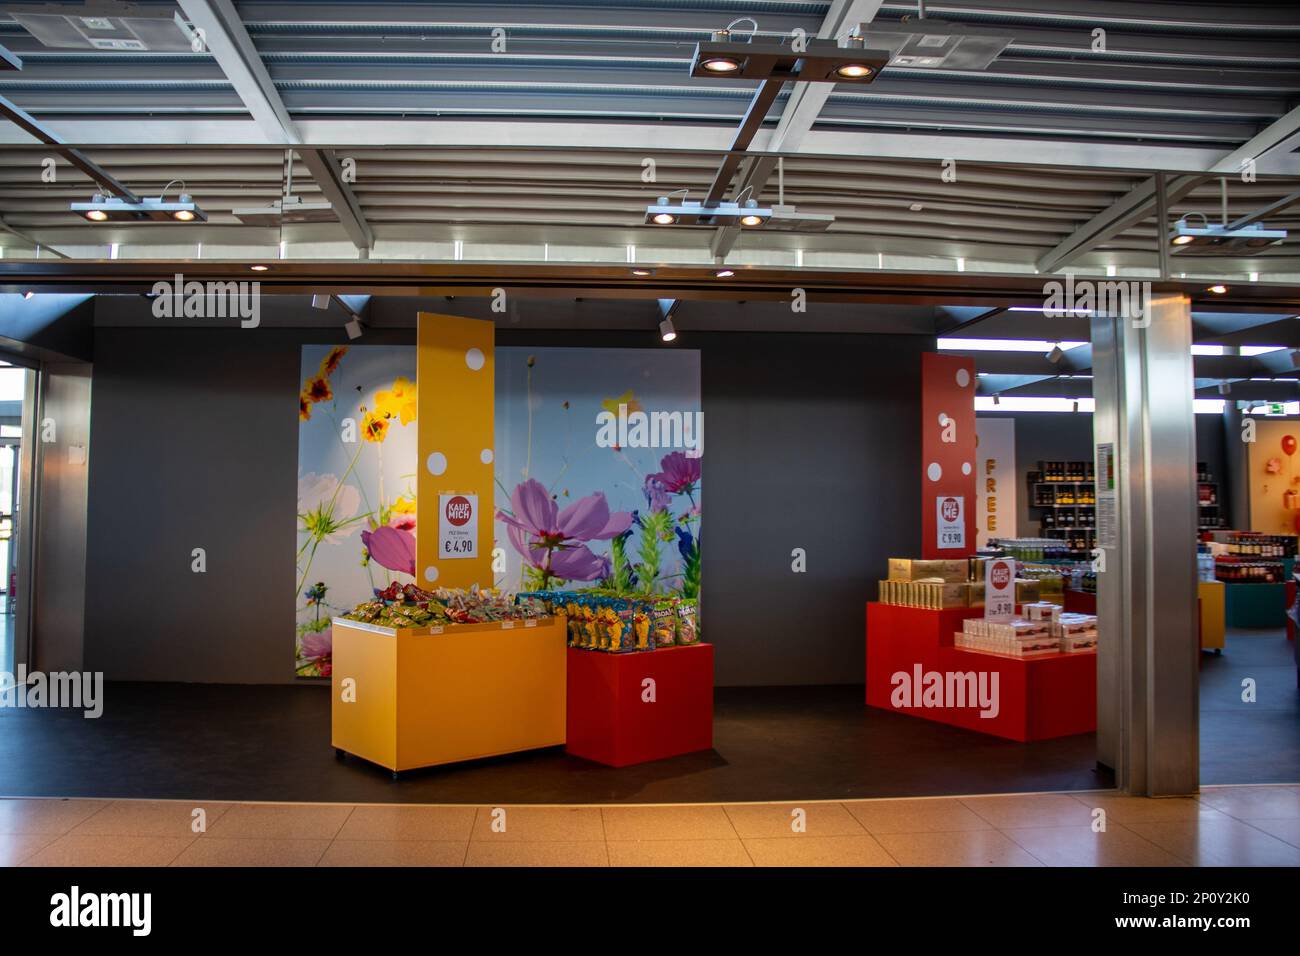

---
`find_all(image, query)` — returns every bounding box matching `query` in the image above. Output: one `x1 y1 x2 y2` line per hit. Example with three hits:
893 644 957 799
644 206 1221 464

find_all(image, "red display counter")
1063 588 1097 615
865 603 1096 743
565 644 714 767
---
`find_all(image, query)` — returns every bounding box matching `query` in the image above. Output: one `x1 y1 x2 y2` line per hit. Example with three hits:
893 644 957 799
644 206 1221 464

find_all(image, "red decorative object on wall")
920 352 978 558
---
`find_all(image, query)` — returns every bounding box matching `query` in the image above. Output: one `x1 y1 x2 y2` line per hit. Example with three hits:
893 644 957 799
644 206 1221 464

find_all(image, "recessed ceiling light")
1207 284 1228 294
250 264 269 272
631 268 653 277
908 202 923 212
716 269 735 278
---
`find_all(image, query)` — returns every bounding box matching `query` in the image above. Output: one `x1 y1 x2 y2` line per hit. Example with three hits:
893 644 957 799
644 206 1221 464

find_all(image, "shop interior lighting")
1169 215 1286 255
689 28 889 84
1218 382 1232 396
716 268 735 278
659 316 677 342
22 290 34 299
311 294 330 310
645 197 771 228
1207 284 1229 294
1046 344 1066 364
72 180 205 223
250 264 269 272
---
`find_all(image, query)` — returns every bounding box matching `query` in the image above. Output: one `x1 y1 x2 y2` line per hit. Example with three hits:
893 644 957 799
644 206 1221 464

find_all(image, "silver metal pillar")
1091 293 1200 796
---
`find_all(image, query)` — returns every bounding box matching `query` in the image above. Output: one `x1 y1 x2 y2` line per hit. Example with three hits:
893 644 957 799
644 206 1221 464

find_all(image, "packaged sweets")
650 600 676 647
632 609 652 651
675 598 700 645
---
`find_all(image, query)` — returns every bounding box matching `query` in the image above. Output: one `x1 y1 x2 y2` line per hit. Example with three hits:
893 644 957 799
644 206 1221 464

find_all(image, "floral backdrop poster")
295 344 701 678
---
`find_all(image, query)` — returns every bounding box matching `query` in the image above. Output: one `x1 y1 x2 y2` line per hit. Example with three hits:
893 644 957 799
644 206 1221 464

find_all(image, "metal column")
1091 293 1200 796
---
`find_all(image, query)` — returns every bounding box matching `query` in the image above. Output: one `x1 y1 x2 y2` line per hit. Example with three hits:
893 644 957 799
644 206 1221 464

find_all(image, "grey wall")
84 326 928 687
978 410 1229 537
33 363 92 672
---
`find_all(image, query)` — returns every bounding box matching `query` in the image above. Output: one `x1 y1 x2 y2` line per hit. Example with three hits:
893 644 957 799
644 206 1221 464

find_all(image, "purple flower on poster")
649 451 701 496
496 478 631 584
361 525 416 576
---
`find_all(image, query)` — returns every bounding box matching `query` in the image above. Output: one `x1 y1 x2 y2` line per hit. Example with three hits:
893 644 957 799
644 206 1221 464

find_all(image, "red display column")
566 644 714 767
920 352 978 558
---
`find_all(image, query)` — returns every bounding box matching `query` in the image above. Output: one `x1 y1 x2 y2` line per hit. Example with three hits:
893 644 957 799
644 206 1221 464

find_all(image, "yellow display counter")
1198 580 1225 654
331 616 567 775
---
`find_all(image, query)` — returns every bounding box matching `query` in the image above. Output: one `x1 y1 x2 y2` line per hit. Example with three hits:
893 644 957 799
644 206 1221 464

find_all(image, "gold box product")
965 582 986 607
968 556 989 582
888 558 969 583
1014 579 1041 603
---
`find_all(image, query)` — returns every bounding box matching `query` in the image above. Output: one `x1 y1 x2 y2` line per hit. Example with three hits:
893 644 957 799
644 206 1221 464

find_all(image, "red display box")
866 603 1095 742
565 644 714 767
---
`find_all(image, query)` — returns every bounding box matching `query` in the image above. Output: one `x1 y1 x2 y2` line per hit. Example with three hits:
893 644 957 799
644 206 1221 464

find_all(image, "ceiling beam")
710 0 883 258
0 95 138 201
175 0 373 251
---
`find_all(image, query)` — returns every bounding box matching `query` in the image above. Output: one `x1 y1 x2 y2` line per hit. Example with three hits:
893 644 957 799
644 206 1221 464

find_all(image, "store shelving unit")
1026 460 1096 555
1197 461 1224 532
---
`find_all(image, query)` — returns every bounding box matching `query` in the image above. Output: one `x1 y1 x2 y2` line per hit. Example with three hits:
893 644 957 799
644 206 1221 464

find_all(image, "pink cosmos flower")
362 525 416 576
649 451 701 495
496 479 630 582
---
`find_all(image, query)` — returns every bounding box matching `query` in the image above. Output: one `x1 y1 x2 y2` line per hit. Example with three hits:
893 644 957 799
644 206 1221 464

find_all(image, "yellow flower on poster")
375 376 417 425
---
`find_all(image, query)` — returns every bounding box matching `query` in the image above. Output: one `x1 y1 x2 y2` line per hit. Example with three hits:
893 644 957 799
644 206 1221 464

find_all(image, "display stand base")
866 603 1095 743
565 644 714 767
1224 581 1287 629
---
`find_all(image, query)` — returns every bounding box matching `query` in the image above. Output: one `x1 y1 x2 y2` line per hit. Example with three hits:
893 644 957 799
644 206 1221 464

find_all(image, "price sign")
936 495 965 550
985 557 1016 622
439 493 478 560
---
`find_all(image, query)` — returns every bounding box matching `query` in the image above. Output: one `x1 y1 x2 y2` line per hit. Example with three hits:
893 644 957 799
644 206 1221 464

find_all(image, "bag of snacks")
675 598 700 645
650 600 676 647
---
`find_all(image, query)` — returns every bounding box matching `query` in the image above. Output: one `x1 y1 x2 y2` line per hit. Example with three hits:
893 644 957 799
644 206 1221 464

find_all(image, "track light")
992 393 1001 406
689 35 888 83
659 317 677 342
72 191 207 223
1169 216 1286 254
1046 344 1066 364
345 318 364 341
646 198 770 228
22 290 34 300
1218 382 1232 396
1290 349 1300 368
1072 400 1080 413
312 293 331 310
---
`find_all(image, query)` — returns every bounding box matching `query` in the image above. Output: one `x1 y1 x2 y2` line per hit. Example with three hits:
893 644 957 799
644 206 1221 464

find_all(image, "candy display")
516 590 701 652
879 555 1043 609
954 603 1098 657
340 582 549 633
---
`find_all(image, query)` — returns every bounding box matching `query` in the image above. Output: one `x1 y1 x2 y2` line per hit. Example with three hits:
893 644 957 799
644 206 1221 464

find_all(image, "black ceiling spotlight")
71 179 206 223
690 31 889 84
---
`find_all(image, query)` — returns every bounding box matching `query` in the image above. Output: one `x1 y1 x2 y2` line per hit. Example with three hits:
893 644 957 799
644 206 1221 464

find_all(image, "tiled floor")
2 785 1298 867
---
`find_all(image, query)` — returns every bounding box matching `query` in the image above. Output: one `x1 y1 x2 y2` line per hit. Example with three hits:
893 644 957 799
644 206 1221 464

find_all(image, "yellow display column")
417 312 495 589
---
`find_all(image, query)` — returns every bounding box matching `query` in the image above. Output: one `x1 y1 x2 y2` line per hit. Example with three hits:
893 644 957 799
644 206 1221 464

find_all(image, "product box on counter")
878 580 967 609
1014 579 1041 603
888 558 969 583
965 581 986 607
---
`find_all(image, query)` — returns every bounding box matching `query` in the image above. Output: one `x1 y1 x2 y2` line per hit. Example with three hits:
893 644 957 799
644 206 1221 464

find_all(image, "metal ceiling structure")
0 0 1298 389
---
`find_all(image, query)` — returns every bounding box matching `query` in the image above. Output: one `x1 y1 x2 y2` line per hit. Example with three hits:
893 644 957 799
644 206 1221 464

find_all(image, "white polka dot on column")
424 565 439 583
955 368 971 388
927 462 942 481
465 347 485 371
962 462 972 475
480 448 494 464
426 452 447 476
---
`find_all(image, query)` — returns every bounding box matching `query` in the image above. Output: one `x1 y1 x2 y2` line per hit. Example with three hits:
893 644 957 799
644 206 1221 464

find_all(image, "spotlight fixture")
659 317 677 343
1169 216 1286 255
645 197 771 228
345 318 364 341
1218 382 1232 396
630 268 654 277
1207 284 1228 294
689 35 889 83
1046 344 1066 364
1290 348 1300 368
72 186 207 223
22 290 34 300
716 269 735 278
992 393 1001 406
250 264 269 272
312 293 331 310
1072 400 1080 413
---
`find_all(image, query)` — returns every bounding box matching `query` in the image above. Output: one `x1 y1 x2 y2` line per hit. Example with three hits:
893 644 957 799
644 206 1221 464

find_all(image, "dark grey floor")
0 683 1108 804
1199 626 1300 785
0 631 1289 804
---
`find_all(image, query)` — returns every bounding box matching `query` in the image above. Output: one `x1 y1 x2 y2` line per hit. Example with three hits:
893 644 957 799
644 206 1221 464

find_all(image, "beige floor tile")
962 793 1099 829
846 798 993 834
601 805 738 841
24 834 194 867
465 841 608 867
874 829 1042 867
608 839 752 867
1069 793 1227 825
0 799 109 836
70 800 232 837
1004 824 1187 867
1126 818 1300 867
318 840 467 867
336 805 475 842
202 803 353 840
171 838 331 867
1196 786 1300 821
743 835 898 867
470 806 604 842
1243 817 1300 849
723 803 865 839
0 833 58 866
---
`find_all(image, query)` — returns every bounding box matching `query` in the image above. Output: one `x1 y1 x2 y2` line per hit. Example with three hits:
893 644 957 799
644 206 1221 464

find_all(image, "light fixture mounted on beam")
72 180 206 223
645 197 771 228
1169 216 1286 255
690 32 889 84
